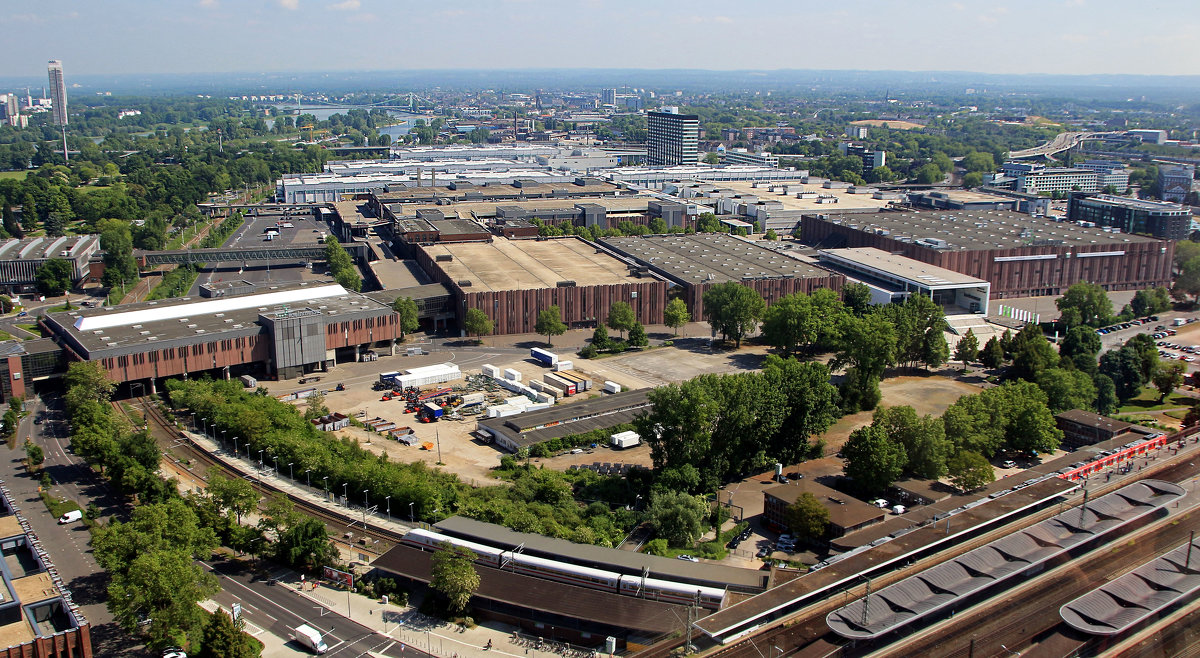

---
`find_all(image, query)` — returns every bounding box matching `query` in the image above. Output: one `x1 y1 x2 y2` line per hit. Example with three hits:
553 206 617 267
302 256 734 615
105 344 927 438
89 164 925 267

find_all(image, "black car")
756 546 771 558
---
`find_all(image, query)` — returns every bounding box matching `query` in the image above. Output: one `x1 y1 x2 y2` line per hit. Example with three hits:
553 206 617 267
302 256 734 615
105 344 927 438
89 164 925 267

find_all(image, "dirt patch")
850 119 925 130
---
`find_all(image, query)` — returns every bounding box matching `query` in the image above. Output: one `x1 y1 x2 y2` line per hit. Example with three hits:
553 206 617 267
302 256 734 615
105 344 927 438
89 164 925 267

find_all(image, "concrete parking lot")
188 210 333 295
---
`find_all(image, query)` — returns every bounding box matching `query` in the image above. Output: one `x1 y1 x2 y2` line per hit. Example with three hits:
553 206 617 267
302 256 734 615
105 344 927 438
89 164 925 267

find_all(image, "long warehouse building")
800 209 1173 298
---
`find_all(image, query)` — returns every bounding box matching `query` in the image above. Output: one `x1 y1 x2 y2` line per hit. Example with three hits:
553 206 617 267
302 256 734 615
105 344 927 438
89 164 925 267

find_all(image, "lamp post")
221 429 227 450
409 501 415 523
233 437 239 455
322 476 329 499
258 449 264 469
201 417 208 437
288 462 294 481
363 489 369 509
305 469 312 488
385 496 391 520
189 412 195 431
273 455 279 475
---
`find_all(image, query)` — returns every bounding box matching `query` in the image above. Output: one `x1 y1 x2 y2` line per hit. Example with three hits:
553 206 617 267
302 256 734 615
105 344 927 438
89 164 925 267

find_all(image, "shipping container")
530 348 559 366
543 373 576 396
611 430 641 449
238 375 257 388
422 402 444 418
553 360 574 372
379 371 401 385
554 370 592 391
460 392 486 407
603 380 621 394
482 364 501 378
395 363 461 389
503 368 522 382
529 380 562 400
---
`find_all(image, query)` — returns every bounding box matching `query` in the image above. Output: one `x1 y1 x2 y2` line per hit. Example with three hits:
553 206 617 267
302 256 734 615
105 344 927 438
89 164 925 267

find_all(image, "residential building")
601 88 617 106
0 235 101 295
762 481 885 540
1067 193 1192 240
999 162 1099 194
1076 160 1131 190
46 61 66 127
646 109 700 166
1159 165 1194 203
838 142 886 171
721 148 780 167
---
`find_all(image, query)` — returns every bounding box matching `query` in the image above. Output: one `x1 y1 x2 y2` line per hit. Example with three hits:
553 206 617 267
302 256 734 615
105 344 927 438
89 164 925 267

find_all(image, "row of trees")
841 380 1062 496
635 355 840 493
324 237 361 292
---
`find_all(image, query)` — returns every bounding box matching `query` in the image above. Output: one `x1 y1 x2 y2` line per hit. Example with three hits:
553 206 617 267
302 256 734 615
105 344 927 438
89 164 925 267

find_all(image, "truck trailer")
530 348 559 366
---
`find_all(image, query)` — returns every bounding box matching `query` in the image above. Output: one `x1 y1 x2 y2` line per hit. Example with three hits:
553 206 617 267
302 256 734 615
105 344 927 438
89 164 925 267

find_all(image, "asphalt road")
6 394 147 656
203 558 427 658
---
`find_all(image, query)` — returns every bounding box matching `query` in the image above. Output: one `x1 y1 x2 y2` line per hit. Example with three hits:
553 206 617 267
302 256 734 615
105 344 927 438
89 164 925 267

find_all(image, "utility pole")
61 126 68 164
861 576 872 627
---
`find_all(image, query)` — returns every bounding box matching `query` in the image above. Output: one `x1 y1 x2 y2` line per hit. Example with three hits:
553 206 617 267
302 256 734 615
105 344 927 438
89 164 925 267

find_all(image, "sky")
4 0 1200 78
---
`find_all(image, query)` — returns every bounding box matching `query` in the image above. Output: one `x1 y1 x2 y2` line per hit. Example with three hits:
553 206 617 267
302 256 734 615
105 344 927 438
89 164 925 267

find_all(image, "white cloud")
199 0 218 6
279 0 299 9
330 0 360 9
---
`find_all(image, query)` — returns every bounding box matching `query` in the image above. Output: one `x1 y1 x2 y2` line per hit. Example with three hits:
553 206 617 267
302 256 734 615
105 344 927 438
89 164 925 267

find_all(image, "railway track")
117 398 404 556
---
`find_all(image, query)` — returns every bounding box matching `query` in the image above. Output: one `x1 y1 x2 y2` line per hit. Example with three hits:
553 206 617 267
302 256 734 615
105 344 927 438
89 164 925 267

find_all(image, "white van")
58 510 82 524
891 505 907 515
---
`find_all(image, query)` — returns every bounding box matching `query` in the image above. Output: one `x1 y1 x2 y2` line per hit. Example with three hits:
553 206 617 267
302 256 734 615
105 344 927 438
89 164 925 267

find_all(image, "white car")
1002 460 1017 469
676 554 699 562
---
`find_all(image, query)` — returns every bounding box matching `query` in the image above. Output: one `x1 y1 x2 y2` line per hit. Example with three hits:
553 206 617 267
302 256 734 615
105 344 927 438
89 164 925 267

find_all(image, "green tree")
880 295 946 370
590 324 611 351
1060 326 1102 374
832 312 897 412
1093 373 1118 414
1099 346 1145 402
23 439 42 465
0 295 12 313
275 517 337 573
1153 361 1186 402
207 473 258 524
763 228 779 241
606 301 636 339
761 356 841 465
962 151 995 172
1036 367 1098 413
197 609 260 658
627 322 648 348
702 281 766 347
1131 287 1171 317
2 205 21 239
1125 333 1160 382
783 493 830 542
463 307 492 340
980 336 1005 369
392 297 419 339
1056 282 1113 328
44 212 67 237
841 424 906 495
35 257 74 296
872 405 951 479
962 171 984 188
100 221 139 288
663 298 690 336
430 543 481 616
842 282 872 316
915 163 944 184
947 450 994 492
535 305 567 347
954 329 979 365
1009 323 1059 382
761 289 845 355
943 381 1062 457
108 549 220 649
647 490 709 548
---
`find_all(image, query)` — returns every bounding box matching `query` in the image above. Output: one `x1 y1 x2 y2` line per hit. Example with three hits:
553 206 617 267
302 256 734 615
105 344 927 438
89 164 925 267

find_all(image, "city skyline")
4 0 1199 78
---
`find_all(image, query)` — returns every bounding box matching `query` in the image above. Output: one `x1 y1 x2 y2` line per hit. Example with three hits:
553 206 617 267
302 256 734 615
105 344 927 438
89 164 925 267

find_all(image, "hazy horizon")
5 0 1199 79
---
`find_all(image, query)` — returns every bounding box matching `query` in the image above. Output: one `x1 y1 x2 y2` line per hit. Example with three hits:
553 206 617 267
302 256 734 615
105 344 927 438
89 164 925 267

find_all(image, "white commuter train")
401 528 726 609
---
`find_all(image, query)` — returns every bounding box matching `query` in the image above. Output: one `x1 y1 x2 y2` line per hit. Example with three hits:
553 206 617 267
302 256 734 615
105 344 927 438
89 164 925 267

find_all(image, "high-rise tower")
47 60 67 126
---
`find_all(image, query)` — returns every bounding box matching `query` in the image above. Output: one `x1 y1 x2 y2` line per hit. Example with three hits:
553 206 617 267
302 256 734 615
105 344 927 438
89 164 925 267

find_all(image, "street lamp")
322 476 329 497
288 462 294 481
385 496 391 520
233 436 239 454
305 469 312 488
189 413 195 430
201 417 208 436
272 455 279 475
409 501 415 523
221 429 227 449
363 489 369 509
258 449 264 469
342 483 348 504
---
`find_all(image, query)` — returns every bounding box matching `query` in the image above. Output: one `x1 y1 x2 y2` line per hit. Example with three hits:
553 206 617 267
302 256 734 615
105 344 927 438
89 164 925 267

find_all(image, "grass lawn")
1117 388 1198 414
0 170 27 181
0 329 12 342
15 323 41 337
39 490 80 519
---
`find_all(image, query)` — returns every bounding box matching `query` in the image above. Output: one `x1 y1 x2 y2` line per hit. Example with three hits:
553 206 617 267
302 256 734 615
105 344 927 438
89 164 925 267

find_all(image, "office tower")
646 109 700 166
602 88 617 105
47 60 67 126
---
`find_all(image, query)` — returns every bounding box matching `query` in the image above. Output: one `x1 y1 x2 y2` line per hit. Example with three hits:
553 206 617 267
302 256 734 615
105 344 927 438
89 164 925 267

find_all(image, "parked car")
1002 460 1017 469
677 554 699 562
756 546 771 558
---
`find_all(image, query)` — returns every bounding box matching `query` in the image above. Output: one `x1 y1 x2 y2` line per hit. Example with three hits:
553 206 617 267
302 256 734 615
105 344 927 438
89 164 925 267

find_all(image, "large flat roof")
812 209 1161 251
601 233 834 285
0 235 99 261
695 179 899 213
818 247 989 287
423 236 642 291
390 196 652 223
46 281 386 355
